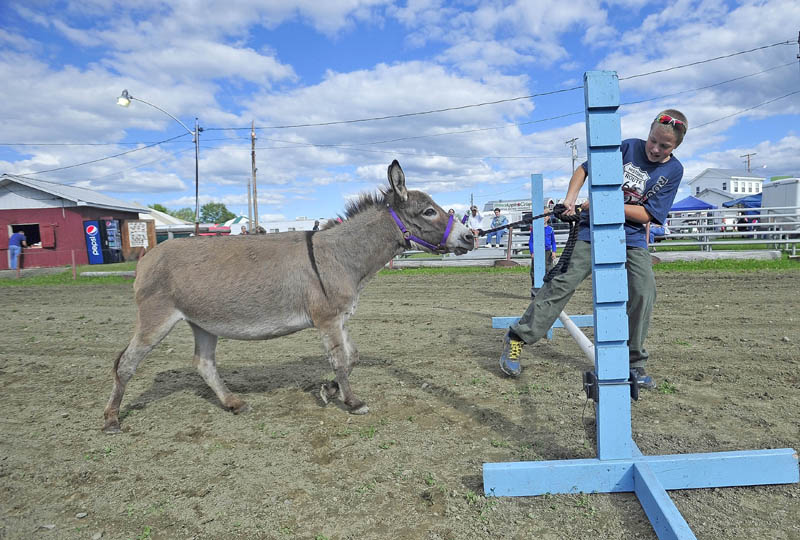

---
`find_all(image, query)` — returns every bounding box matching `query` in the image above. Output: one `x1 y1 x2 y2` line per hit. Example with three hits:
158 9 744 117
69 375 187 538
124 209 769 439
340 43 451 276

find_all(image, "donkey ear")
387 160 408 202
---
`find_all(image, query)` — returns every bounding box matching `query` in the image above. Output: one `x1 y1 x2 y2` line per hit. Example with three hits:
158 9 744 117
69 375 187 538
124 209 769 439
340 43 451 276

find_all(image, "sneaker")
500 331 524 377
633 367 656 390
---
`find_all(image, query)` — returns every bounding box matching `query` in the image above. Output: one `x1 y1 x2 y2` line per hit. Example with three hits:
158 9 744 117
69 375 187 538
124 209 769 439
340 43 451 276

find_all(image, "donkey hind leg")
319 322 368 415
103 309 183 434
189 323 249 415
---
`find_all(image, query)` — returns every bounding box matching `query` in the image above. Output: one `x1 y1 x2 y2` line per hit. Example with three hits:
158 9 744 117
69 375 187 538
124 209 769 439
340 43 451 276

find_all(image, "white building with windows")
688 169 765 205
259 216 328 233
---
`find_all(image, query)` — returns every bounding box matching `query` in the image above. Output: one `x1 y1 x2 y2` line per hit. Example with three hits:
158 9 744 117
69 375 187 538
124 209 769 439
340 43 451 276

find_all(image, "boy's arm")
563 166 588 215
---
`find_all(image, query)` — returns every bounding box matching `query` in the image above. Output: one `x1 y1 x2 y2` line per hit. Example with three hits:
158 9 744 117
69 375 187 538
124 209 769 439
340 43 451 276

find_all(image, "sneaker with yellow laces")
499 330 524 377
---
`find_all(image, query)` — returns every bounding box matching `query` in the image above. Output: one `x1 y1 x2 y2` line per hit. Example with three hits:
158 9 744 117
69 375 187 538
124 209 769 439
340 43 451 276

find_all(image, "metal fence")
481 206 800 256
656 205 799 255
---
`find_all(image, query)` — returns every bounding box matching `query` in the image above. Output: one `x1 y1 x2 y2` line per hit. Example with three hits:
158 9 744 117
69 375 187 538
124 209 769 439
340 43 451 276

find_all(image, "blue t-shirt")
9 232 25 248
578 138 683 249
529 225 556 252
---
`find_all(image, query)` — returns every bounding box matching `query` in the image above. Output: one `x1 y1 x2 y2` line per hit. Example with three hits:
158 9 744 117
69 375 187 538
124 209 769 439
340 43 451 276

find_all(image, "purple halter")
388 206 454 252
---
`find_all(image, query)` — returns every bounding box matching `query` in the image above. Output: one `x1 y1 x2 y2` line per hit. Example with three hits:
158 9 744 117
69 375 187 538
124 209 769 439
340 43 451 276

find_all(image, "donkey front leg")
319 323 368 415
189 323 249 414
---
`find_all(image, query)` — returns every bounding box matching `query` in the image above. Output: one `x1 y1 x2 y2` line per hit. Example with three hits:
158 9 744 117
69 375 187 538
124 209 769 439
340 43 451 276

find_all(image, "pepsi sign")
83 220 105 265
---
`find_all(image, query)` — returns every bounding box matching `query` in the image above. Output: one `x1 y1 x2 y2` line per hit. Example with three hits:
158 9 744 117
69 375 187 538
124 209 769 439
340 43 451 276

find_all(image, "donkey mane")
321 189 396 230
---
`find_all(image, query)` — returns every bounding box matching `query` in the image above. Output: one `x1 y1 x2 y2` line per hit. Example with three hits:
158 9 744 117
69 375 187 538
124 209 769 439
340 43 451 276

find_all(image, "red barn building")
1 174 154 270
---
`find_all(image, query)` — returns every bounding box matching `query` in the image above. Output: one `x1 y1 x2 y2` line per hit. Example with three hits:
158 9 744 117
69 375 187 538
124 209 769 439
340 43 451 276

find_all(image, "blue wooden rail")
484 71 798 540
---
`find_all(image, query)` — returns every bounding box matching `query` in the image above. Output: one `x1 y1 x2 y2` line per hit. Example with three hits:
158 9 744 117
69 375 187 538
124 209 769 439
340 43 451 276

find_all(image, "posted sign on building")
127 221 149 248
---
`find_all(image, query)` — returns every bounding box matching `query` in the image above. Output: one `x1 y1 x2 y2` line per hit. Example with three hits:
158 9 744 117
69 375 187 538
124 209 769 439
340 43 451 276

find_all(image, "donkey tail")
111 347 127 386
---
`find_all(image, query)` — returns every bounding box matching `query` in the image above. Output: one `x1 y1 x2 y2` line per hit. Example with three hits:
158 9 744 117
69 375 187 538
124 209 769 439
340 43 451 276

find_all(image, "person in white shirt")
466 206 483 248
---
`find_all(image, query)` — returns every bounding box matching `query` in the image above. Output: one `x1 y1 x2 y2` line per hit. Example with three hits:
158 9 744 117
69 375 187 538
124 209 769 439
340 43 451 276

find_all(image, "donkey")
102 160 474 433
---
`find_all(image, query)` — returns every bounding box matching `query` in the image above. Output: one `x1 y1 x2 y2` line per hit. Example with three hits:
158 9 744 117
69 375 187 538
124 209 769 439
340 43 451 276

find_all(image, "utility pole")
251 120 259 233
246 174 253 233
741 152 757 172
565 137 579 171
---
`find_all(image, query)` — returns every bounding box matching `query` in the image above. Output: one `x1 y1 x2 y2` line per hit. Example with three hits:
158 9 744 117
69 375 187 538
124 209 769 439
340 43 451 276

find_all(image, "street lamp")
117 89 202 235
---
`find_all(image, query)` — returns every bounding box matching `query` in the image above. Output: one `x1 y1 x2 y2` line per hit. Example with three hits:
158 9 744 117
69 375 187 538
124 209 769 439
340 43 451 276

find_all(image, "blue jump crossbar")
485 71 798 540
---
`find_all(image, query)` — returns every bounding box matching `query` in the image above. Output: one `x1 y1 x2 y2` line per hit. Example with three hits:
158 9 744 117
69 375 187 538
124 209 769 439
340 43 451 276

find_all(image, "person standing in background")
529 213 556 298
467 206 483 248
8 230 27 270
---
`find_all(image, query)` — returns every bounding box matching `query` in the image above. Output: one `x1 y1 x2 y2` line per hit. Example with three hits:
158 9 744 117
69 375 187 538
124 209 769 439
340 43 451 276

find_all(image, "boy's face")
645 125 679 163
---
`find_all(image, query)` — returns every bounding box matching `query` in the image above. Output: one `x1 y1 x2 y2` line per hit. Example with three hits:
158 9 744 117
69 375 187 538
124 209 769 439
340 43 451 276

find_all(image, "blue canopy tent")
722 193 762 208
670 196 717 211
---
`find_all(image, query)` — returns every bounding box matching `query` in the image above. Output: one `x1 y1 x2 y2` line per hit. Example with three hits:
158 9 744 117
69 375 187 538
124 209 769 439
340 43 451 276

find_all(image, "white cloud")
107 40 297 87
0 28 38 51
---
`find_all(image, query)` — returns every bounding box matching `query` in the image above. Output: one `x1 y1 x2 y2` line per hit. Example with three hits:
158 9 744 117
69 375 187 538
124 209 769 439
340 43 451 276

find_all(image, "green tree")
200 202 235 224
148 203 169 214
171 207 196 222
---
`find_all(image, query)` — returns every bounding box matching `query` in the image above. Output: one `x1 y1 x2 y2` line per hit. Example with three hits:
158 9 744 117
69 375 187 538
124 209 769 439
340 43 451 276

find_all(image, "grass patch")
652 253 798 272
0 261 137 287
658 381 677 394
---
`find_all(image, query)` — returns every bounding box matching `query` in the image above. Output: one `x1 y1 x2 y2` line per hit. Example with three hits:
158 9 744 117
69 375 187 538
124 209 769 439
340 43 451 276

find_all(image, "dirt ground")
1 268 798 540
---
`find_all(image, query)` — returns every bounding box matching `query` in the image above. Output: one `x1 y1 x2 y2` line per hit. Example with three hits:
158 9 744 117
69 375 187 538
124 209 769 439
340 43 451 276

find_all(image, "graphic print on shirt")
642 175 670 204
622 162 649 205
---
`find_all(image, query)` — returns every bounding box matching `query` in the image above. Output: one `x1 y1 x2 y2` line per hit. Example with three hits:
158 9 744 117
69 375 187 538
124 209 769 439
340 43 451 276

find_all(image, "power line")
81 145 197 182
204 86 583 132
249 84 796 163
620 61 796 106
22 133 190 175
0 139 194 147
241 63 795 152
693 90 800 129
618 40 795 81
200 38 795 132
254 142 579 160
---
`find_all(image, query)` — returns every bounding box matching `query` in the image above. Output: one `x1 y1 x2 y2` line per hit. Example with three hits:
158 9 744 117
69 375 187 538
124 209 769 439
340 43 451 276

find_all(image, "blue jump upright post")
530 173 544 290
484 71 798 540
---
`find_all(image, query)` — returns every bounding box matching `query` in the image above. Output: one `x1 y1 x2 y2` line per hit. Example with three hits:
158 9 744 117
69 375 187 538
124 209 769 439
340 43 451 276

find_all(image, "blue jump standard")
483 71 798 540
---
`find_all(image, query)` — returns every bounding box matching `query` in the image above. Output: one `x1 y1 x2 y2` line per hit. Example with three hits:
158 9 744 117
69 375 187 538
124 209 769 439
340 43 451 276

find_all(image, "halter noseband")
388 206 454 252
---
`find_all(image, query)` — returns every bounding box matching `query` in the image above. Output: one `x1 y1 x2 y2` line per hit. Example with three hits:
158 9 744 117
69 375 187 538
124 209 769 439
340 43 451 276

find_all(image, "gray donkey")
103 160 474 433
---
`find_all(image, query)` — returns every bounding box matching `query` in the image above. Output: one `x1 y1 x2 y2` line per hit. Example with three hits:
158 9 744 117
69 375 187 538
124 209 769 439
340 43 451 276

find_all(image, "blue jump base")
484 71 798 540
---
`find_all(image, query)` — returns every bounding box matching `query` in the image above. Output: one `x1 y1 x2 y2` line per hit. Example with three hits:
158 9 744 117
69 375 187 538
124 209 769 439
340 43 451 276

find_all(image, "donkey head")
386 160 474 255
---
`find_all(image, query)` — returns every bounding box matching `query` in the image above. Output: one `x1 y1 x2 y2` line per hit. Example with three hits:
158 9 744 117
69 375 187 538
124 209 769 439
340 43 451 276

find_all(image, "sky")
1 0 799 223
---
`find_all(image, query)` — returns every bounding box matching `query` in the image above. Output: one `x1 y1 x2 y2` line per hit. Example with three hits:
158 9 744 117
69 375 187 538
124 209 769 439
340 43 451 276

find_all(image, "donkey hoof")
231 402 250 415
349 404 370 415
102 421 121 434
225 398 249 415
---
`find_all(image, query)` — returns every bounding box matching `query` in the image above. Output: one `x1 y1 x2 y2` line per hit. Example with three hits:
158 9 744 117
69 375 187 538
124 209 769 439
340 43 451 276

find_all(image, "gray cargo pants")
510 240 655 368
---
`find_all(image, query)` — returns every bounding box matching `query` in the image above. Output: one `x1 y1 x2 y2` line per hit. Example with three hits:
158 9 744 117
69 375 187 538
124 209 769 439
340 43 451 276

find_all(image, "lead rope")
543 205 581 283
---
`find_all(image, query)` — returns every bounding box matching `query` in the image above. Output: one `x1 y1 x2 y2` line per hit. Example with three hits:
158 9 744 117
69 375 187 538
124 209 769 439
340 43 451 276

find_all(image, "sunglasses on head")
656 114 685 129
